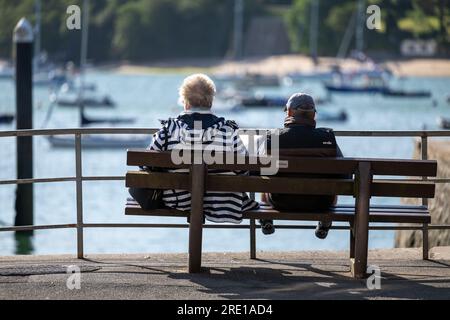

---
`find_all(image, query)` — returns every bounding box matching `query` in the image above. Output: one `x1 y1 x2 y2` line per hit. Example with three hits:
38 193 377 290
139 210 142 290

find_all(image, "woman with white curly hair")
147 74 259 224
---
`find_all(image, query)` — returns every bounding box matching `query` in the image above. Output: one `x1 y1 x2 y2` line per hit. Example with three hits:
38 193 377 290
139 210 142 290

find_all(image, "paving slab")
1 248 450 300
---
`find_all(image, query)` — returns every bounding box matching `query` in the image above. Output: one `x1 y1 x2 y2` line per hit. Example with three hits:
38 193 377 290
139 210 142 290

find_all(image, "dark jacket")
264 120 344 212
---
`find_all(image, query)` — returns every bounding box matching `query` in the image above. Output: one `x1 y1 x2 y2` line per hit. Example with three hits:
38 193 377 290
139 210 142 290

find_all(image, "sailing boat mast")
80 0 89 76
34 0 41 62
336 11 357 58
309 0 319 64
79 0 90 120
355 0 365 53
336 0 364 59
232 0 244 60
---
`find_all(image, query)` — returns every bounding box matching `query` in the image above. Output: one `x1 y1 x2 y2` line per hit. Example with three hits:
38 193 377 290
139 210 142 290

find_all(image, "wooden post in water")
14 18 34 232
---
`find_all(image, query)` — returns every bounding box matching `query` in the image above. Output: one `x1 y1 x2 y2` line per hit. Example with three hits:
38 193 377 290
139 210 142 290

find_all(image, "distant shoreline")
108 54 450 77
3 54 450 77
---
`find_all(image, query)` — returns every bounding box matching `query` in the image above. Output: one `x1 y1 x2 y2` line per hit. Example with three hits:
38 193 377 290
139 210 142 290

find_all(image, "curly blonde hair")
179 74 216 109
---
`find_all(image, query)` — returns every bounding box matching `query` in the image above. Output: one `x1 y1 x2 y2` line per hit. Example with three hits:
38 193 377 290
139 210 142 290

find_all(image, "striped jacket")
148 111 259 224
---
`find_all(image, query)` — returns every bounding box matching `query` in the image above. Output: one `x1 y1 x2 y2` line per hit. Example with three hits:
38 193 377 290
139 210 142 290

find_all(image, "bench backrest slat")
126 171 190 190
126 150 437 177
126 171 436 198
371 180 435 198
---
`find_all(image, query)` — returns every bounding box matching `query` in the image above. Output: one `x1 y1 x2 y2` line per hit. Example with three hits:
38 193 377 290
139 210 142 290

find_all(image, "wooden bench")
125 150 437 279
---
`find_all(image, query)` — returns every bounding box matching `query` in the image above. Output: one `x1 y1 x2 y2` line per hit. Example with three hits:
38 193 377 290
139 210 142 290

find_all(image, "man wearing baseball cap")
259 93 344 238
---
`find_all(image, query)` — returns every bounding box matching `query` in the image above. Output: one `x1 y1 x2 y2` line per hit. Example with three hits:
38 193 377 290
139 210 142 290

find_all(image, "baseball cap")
285 93 316 112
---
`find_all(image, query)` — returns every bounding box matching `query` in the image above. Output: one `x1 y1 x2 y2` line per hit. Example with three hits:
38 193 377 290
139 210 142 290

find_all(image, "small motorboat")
326 70 431 98
382 88 431 98
51 91 116 108
234 73 281 89
51 82 116 108
0 113 14 124
285 64 392 85
326 83 432 98
437 117 450 129
317 110 348 122
325 70 390 94
283 71 335 84
34 71 67 87
0 64 14 79
325 83 386 94
213 73 280 91
61 80 97 92
240 96 287 108
232 101 348 122
81 112 135 126
239 94 331 109
47 134 150 149
56 95 116 108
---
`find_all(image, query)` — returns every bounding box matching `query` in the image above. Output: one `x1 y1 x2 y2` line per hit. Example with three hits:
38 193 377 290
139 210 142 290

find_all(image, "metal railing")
1 128 450 259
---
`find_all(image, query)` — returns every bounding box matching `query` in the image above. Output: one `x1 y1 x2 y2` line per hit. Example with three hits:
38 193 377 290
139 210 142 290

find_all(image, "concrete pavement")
1 247 450 300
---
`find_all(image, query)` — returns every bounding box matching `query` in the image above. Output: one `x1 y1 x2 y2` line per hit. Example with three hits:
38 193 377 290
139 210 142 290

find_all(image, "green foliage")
286 0 449 56
0 0 261 62
0 0 447 62
0 0 34 57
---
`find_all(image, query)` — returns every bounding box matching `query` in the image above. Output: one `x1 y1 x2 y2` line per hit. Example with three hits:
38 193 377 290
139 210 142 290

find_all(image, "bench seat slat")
125 204 188 218
243 210 430 224
256 206 429 214
333 204 427 210
258 203 429 213
126 199 428 213
125 200 430 224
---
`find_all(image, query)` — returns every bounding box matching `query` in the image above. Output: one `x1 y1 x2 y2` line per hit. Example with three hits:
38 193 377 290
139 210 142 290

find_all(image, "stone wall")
243 17 291 57
395 140 450 248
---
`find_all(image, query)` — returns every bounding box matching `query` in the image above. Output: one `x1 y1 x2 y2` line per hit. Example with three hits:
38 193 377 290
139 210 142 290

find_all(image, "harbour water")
1 71 450 255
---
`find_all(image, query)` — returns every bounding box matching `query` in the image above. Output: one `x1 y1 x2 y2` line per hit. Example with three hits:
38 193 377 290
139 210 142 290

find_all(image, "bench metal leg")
349 222 355 259
351 162 371 279
422 223 429 260
250 218 256 259
188 164 206 273
421 136 430 260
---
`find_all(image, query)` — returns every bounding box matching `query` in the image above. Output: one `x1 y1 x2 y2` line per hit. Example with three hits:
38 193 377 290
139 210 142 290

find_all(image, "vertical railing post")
249 192 256 259
421 135 429 260
75 133 84 259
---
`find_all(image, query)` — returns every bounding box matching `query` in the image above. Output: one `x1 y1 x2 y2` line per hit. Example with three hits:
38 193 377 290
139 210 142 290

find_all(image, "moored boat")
437 117 450 129
81 112 135 126
382 88 431 98
51 84 116 108
326 83 432 98
325 83 386 94
47 134 150 149
56 95 116 108
239 94 331 108
0 64 14 79
0 113 14 124
317 110 348 122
